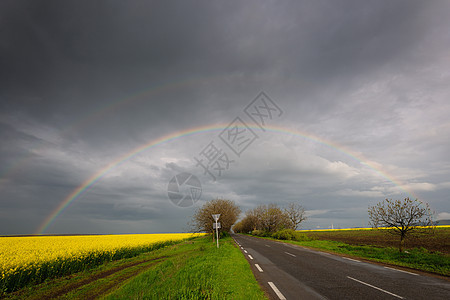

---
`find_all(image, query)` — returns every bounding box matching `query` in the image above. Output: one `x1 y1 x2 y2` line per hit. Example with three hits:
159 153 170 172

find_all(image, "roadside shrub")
272 229 295 240
272 229 313 242
251 230 270 237
293 232 313 242
251 230 263 236
220 231 230 238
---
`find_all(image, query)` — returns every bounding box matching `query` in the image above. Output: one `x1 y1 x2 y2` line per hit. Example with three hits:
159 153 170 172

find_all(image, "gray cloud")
1 0 450 234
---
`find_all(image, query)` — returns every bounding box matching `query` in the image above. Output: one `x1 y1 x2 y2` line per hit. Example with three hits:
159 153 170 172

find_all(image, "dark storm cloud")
1 1 236 139
1 0 450 234
1 0 433 114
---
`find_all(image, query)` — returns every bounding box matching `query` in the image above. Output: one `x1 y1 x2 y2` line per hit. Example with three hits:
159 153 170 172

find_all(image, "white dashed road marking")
255 264 264 272
284 251 296 257
268 282 287 300
248 255 254 260
347 276 404 299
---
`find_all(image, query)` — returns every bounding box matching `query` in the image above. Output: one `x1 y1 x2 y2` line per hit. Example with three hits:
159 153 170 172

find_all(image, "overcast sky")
1 0 450 235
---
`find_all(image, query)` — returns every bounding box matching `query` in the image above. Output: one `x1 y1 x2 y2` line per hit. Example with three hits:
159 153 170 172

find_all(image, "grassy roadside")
5 235 266 299
244 234 450 277
105 235 267 299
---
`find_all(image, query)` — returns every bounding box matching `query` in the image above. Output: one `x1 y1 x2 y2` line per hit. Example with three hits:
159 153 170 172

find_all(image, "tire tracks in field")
30 256 168 299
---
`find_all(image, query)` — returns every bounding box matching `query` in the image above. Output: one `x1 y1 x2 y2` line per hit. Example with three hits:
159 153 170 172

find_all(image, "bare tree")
233 207 260 233
234 203 307 233
232 220 246 233
368 198 434 252
191 198 241 234
233 210 258 233
284 202 307 230
256 203 290 233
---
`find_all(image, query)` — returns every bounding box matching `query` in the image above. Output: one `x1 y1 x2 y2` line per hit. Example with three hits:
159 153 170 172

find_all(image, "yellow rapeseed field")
0 233 203 294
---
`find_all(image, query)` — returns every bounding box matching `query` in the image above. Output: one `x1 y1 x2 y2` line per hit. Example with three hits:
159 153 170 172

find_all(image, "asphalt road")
232 234 450 300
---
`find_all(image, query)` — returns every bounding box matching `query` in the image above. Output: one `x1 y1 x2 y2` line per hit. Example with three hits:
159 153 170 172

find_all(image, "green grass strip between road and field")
105 235 267 299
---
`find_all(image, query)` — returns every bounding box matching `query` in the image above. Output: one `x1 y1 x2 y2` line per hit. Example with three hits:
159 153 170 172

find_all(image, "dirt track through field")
29 256 167 299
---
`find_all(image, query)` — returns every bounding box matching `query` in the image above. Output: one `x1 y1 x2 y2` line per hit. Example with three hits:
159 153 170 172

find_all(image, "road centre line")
248 255 254 260
284 251 296 257
347 276 404 299
268 282 287 300
265 244 271 247
255 264 264 272
342 257 361 263
384 266 419 276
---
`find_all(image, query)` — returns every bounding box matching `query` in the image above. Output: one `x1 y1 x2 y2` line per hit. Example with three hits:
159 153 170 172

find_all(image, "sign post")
212 214 220 248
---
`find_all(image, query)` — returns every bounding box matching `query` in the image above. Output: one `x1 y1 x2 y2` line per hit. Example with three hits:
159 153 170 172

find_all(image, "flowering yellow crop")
0 233 203 294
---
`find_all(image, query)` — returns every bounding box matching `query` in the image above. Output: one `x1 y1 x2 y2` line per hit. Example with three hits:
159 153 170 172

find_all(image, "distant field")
0 233 203 294
300 226 450 254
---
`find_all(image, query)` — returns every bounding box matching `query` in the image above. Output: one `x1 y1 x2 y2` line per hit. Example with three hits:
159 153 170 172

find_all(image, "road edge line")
255 264 264 272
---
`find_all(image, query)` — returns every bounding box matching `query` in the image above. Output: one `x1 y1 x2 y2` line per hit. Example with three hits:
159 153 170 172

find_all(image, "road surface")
232 234 450 300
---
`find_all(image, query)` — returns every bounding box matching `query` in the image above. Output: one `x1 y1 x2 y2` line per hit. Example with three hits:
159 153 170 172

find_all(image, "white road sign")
212 214 220 221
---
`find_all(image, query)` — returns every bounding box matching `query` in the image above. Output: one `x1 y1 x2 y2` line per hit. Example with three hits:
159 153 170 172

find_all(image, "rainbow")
35 124 414 234
0 76 225 184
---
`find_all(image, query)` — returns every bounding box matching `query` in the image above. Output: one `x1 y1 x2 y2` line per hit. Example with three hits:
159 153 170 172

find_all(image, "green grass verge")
105 235 267 299
246 234 450 276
